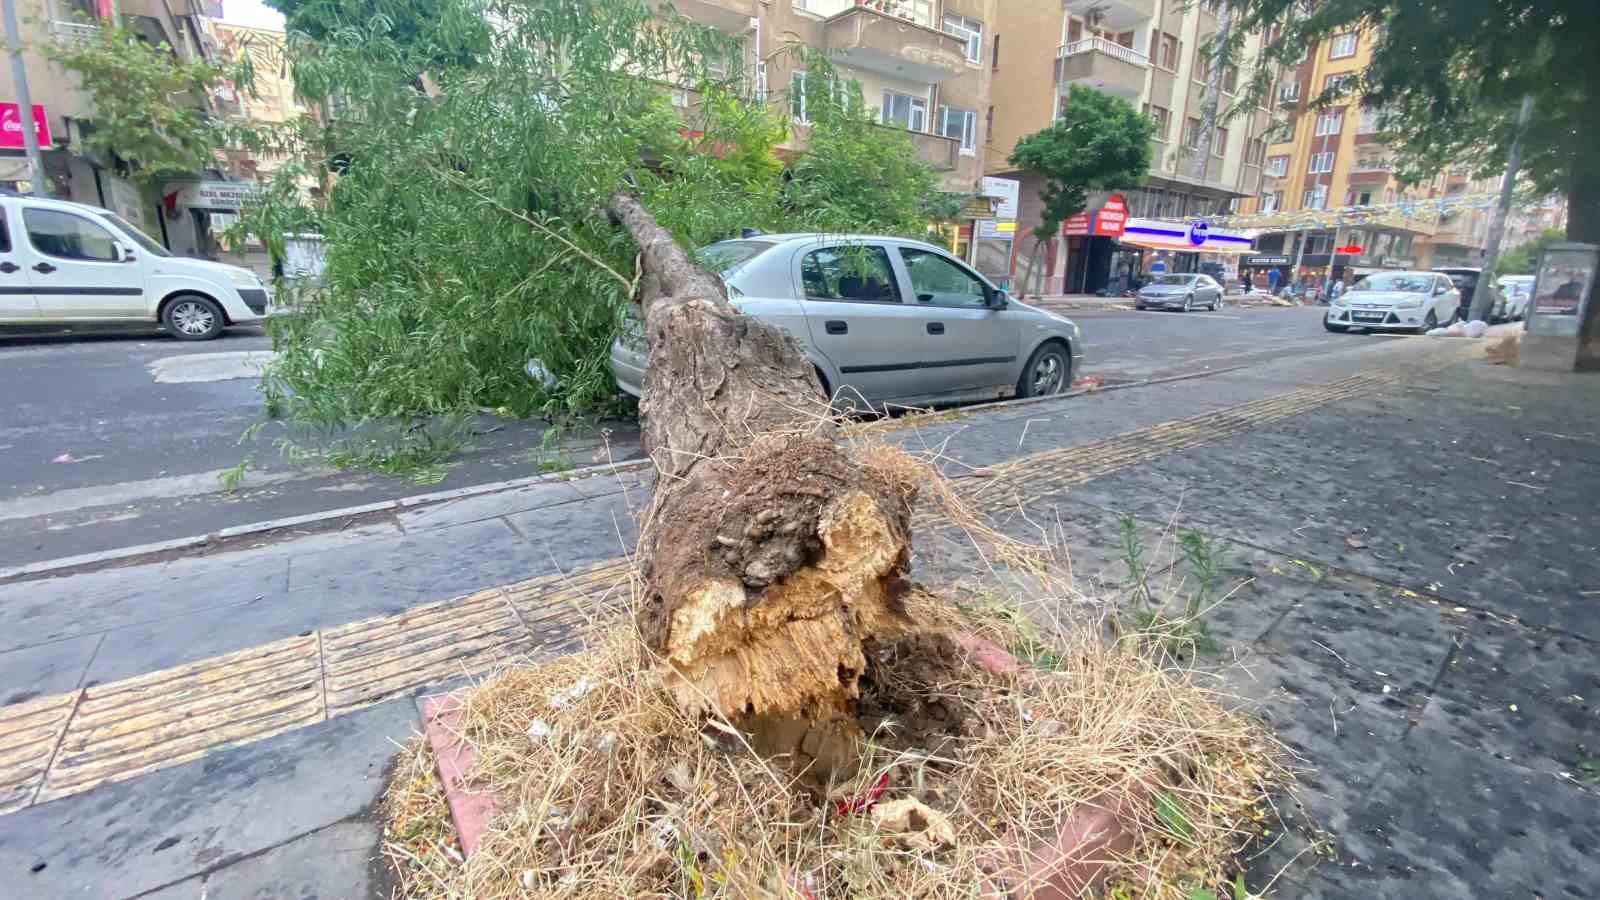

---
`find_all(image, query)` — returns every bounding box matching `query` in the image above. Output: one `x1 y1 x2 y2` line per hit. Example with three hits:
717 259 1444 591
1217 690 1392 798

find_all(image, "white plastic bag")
1426 327 1450 337
1463 320 1488 338
1443 322 1467 337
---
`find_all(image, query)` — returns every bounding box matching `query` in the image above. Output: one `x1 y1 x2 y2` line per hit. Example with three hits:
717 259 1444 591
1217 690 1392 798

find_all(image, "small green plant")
1154 790 1195 846
952 586 1065 670
530 424 576 475
1119 515 1151 608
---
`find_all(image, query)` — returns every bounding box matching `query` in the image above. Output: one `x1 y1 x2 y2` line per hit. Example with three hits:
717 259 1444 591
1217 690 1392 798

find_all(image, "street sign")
1063 213 1089 236
1095 194 1128 237
1187 220 1209 246
0 103 51 150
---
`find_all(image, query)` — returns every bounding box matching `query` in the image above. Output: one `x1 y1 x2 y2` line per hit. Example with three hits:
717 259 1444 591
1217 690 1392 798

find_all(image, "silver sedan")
1134 274 1224 311
610 234 1084 409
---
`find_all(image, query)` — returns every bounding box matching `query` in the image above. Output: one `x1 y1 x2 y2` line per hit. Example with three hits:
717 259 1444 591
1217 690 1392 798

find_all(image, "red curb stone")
419 691 497 857
956 632 1022 677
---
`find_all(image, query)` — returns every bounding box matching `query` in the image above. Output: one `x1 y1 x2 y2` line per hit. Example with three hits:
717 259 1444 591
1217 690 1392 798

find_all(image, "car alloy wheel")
171 300 217 337
1020 344 1069 398
1183 294 1194 312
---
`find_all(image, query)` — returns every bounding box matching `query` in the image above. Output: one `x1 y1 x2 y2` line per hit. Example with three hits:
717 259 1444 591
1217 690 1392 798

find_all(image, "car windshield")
695 240 772 274
1351 273 1430 293
1152 275 1196 285
103 212 172 257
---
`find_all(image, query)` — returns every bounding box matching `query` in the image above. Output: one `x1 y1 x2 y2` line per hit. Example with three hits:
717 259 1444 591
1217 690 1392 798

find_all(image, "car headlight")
1393 296 1423 308
227 269 260 287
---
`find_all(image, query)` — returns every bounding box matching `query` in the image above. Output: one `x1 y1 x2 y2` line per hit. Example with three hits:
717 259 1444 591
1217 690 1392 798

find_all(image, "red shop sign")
1093 193 1128 237
0 103 51 150
1063 212 1090 236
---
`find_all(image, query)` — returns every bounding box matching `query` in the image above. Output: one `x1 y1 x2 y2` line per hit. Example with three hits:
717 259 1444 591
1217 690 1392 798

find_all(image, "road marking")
0 467 320 524
146 351 277 384
0 367 1443 815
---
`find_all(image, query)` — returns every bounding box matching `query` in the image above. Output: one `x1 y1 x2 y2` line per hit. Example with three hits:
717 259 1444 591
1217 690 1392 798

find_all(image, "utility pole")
1290 223 1308 298
2 0 47 195
1468 94 1534 323
1190 0 1230 182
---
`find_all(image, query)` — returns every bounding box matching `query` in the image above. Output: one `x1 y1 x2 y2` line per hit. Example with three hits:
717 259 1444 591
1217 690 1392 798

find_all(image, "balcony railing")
1057 37 1150 68
854 0 934 28
1350 161 1392 173
50 20 98 45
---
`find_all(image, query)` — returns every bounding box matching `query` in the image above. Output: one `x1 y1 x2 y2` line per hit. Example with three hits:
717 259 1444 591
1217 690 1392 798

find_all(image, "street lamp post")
2 0 47 195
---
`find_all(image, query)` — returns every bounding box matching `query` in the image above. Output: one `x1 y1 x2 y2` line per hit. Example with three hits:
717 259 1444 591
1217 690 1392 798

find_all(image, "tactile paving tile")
37 635 322 804
0 692 79 813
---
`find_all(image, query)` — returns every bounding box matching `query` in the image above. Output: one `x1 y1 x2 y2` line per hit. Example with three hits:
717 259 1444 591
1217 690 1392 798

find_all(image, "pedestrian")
1330 278 1346 302
1241 270 1253 294
1266 267 1281 295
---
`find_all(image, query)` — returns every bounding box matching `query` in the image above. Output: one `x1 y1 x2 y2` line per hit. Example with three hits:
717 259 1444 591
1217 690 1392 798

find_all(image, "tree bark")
606 193 918 730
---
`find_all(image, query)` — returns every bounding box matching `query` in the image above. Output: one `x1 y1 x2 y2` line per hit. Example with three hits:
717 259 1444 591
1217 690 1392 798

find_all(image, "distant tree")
264 0 487 69
1494 228 1567 275
1008 85 1152 295
1222 0 1599 365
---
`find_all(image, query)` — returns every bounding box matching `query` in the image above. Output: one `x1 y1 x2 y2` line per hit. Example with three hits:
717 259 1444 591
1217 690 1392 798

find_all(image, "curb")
0 456 653 584
0 363 1253 585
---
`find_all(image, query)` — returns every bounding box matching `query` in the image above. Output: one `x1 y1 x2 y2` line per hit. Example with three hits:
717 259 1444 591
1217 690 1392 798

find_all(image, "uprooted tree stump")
606 193 920 764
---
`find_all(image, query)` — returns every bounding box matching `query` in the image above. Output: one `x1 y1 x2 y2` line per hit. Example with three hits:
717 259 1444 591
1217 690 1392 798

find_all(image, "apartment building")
658 0 997 259
985 0 1274 294
1237 27 1482 287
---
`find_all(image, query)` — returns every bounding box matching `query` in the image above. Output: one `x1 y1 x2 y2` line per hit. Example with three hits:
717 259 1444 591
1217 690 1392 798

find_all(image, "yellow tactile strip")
0 692 78 814
0 369 1421 815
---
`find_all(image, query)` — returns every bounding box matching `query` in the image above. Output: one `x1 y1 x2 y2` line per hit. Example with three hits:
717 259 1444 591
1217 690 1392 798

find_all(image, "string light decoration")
1144 192 1504 234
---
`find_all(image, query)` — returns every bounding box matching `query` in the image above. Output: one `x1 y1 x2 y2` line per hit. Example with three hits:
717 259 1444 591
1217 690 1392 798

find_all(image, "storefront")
1108 218 1256 289
159 180 271 279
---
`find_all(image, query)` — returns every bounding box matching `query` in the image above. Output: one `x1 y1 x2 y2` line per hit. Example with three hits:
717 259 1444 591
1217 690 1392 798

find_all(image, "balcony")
1061 0 1157 31
823 6 967 84
49 20 97 45
902 128 959 171
1054 38 1149 101
646 0 755 33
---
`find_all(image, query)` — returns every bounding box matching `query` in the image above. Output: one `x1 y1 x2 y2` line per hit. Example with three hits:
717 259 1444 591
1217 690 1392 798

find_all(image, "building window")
991 34 1000 70
985 105 994 143
1277 82 1301 104
1222 64 1238 94
1308 151 1335 173
1245 137 1266 166
937 104 977 153
1145 103 1171 142
1314 109 1344 136
1324 73 1354 94
881 90 927 132
1356 191 1373 206
1302 186 1328 209
1265 155 1289 177
1157 32 1180 70
1260 192 1281 213
942 14 983 64
1182 116 1202 149
789 71 808 122
1358 105 1382 134
1213 125 1228 157
1329 32 1358 59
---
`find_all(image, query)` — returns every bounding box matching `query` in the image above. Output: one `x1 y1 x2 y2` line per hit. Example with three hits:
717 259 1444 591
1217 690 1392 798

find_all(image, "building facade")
985 0 1275 294
657 0 997 259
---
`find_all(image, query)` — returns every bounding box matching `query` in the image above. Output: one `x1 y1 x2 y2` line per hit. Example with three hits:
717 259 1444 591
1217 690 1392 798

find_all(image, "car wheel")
1017 342 1070 398
162 295 225 341
1182 294 1194 312
1134 302 1146 310
1324 317 1348 333
1415 310 1438 335
1210 293 1221 311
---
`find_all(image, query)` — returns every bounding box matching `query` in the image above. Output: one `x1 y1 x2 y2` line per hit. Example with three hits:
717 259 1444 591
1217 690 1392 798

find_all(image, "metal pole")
1468 94 1534 323
1329 219 1344 296
1290 224 1308 299
3 0 47 195
1190 0 1231 183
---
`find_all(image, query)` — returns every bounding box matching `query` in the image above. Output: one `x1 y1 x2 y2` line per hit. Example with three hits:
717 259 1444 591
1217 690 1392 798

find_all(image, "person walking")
1266 267 1281 295
1241 270 1253 294
1329 277 1346 303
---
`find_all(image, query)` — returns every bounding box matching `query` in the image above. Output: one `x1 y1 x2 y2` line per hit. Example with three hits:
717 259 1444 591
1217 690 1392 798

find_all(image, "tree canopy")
1008 85 1152 243
1494 228 1567 275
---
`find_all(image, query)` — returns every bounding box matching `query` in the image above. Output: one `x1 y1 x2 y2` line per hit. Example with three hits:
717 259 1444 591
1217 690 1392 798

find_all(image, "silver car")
609 234 1083 409
1134 274 1224 311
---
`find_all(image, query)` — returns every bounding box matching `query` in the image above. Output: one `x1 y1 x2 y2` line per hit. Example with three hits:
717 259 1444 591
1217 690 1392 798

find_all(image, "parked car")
0 192 269 340
1432 267 1485 322
1497 275 1536 320
1133 273 1224 311
1325 271 1461 334
609 234 1083 409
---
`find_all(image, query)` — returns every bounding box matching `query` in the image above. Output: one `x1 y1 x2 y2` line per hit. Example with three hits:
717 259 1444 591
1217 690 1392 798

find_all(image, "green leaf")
1155 790 1196 845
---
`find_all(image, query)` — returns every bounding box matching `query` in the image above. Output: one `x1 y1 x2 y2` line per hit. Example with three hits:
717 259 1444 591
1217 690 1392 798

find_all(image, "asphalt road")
0 305 1378 570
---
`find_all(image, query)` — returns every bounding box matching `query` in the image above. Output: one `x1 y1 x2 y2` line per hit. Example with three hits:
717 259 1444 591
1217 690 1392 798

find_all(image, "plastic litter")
1463 320 1488 338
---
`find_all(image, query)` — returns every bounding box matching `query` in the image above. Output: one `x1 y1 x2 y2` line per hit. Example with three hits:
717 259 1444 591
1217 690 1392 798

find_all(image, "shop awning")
1116 236 1257 255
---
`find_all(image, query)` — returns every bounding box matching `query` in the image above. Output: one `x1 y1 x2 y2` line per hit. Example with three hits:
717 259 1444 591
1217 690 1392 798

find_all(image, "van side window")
0 210 9 253
23 208 118 261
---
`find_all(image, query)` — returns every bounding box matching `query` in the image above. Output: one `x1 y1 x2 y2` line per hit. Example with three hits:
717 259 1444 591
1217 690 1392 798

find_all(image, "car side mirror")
116 242 136 263
988 287 1008 308
1433 284 1446 296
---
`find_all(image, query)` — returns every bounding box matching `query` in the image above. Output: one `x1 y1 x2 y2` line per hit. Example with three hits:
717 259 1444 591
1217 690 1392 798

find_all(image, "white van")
0 192 269 340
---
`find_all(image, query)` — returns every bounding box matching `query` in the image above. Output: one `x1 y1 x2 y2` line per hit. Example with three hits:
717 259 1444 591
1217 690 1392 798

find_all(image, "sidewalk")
1 334 1593 898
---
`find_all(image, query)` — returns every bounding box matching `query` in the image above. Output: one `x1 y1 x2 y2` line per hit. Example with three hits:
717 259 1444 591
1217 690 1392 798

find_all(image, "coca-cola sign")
0 104 51 150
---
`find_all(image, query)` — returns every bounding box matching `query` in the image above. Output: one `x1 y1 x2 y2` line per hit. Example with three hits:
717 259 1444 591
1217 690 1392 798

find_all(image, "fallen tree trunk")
606 193 918 741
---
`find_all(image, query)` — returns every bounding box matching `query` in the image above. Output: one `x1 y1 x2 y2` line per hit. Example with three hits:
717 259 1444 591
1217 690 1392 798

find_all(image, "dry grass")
382 590 1289 899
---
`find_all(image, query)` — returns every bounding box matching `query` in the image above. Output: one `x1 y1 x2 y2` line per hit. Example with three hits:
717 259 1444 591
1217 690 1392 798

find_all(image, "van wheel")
163 296 225 340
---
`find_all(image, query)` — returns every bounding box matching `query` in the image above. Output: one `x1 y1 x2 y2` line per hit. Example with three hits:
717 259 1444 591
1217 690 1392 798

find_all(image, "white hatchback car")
0 192 269 340
1324 271 1461 334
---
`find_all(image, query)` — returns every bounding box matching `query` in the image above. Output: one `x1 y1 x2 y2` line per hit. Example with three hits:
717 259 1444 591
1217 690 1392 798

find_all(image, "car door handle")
0 262 17 274
926 322 945 335
32 262 56 274
825 320 847 335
